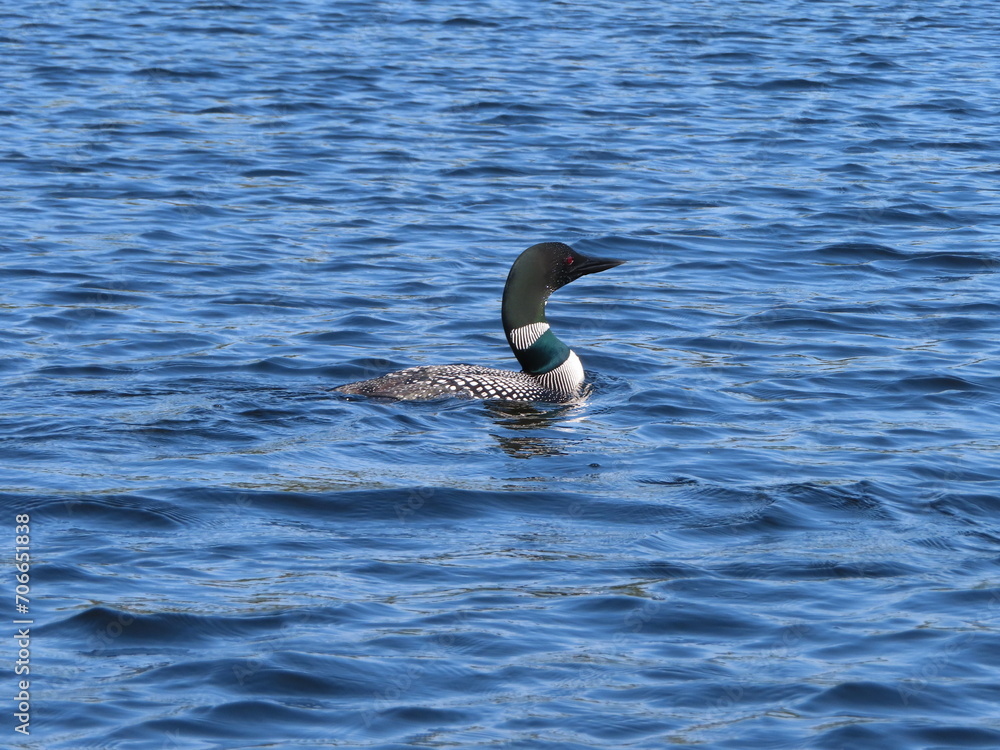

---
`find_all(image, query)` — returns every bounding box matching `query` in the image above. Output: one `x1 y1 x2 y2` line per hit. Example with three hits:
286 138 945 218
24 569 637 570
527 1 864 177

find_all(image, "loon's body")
334 242 623 402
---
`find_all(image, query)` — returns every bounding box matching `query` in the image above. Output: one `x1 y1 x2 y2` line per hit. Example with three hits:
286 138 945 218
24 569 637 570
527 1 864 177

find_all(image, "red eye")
565 256 574 265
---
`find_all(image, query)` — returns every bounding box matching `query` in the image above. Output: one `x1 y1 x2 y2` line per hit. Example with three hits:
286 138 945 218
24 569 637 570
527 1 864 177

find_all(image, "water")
2 1 999 747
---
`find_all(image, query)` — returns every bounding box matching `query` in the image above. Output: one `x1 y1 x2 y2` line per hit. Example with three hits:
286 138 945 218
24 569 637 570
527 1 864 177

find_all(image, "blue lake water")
2 1 1000 747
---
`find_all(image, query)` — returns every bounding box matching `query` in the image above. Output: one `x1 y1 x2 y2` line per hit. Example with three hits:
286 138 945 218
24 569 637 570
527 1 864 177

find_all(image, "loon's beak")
574 255 625 279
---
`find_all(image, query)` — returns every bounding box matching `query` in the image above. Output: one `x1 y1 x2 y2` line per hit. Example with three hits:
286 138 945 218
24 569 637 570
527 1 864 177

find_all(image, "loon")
334 241 624 402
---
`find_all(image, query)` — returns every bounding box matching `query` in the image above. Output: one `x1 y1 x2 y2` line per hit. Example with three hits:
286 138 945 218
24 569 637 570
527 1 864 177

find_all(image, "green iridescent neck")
501 254 571 376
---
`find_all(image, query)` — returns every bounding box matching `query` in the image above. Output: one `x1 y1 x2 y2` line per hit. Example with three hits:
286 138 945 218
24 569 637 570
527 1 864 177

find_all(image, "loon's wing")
334 364 570 402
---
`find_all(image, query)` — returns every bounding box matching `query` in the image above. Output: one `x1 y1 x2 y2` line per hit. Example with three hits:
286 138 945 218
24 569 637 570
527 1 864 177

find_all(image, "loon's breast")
334 363 579 402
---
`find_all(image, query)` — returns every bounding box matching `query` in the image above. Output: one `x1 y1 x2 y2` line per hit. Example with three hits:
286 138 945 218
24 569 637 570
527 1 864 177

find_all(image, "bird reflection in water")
484 400 583 458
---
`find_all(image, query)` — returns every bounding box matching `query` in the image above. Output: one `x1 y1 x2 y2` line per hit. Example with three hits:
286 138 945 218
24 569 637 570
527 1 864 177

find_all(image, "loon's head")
501 242 624 380
507 242 624 298
502 242 624 330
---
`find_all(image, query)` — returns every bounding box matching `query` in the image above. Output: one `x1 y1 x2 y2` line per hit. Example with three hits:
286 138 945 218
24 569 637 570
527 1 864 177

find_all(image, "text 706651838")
14 513 31 736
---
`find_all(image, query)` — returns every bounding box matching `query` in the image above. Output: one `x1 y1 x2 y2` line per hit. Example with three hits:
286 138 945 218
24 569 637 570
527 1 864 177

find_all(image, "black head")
502 242 624 331
511 242 624 294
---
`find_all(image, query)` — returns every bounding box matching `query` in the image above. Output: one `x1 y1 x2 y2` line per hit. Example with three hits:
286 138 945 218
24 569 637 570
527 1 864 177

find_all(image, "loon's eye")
564 256 574 265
